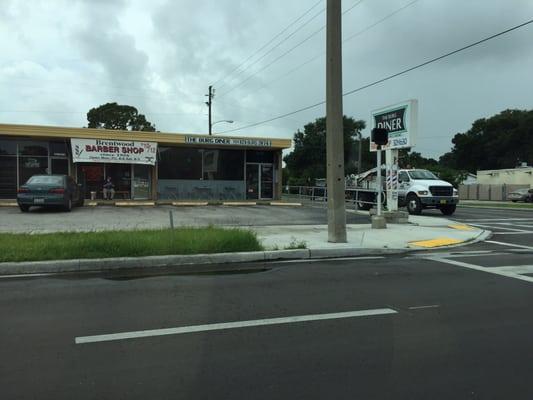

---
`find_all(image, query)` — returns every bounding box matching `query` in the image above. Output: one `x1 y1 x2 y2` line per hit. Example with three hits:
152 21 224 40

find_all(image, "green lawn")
0 227 263 263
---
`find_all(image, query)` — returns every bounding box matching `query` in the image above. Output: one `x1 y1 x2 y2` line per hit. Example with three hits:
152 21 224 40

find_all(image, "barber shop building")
0 123 291 201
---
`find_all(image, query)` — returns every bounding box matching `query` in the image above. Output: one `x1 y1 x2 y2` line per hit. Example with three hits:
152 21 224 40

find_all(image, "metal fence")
282 185 379 210
458 184 530 201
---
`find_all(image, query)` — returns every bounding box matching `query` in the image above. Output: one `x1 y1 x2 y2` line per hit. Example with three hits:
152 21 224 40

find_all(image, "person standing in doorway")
103 176 115 200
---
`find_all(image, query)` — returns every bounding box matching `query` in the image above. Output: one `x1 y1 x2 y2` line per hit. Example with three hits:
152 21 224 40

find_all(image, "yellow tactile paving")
409 237 464 248
448 224 475 231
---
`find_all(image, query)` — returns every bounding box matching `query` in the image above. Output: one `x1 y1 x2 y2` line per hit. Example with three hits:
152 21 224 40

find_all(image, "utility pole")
326 0 347 243
357 130 362 176
205 85 214 135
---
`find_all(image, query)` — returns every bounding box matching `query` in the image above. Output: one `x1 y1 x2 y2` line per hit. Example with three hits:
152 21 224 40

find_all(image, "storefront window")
50 141 68 157
19 141 48 156
18 156 48 185
158 147 202 179
202 149 244 180
0 156 17 198
246 150 274 163
0 138 17 155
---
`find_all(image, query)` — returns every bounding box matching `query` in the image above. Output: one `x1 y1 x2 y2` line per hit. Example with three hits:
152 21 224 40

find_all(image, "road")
1 206 532 399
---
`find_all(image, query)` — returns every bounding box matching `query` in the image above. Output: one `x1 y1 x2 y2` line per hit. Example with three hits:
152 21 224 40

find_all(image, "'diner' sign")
71 138 157 165
370 99 418 151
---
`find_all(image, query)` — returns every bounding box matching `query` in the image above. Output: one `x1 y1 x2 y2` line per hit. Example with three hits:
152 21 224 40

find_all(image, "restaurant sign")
71 138 157 165
185 136 272 147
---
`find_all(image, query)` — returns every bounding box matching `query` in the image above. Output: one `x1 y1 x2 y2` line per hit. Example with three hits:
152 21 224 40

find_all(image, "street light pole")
326 0 347 243
211 120 234 133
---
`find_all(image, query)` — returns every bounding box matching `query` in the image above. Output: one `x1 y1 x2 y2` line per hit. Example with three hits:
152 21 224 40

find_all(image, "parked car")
507 188 533 202
17 175 84 212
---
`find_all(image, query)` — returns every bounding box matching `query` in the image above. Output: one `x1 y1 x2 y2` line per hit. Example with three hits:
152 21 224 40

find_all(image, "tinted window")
19 157 49 184
27 175 64 185
246 150 274 163
19 141 48 156
0 138 17 155
50 141 67 156
158 147 202 179
203 149 244 180
0 156 17 198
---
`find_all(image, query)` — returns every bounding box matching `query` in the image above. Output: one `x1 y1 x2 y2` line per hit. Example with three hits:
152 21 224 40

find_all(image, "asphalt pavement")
1 206 532 399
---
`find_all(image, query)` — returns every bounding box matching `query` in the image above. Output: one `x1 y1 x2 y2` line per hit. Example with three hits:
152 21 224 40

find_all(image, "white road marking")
75 308 398 344
408 304 440 310
427 257 533 283
489 265 533 274
467 223 530 233
493 232 533 235
485 240 533 250
460 218 533 222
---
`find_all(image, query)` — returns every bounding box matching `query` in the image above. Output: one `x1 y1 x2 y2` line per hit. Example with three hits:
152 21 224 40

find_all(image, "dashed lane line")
485 240 533 250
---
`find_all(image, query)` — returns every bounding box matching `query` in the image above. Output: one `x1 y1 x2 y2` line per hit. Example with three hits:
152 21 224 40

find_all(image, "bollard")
169 210 174 229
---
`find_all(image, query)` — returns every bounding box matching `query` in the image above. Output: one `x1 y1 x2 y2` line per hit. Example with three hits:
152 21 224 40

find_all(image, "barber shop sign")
71 138 157 165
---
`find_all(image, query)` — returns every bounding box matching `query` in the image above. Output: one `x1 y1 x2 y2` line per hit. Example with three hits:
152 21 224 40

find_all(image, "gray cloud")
0 0 532 158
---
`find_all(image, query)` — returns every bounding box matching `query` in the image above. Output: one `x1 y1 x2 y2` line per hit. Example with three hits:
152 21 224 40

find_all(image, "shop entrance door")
246 163 273 200
106 164 131 199
132 164 151 199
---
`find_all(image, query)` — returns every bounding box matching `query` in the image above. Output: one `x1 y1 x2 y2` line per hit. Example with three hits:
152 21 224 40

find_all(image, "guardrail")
282 185 379 210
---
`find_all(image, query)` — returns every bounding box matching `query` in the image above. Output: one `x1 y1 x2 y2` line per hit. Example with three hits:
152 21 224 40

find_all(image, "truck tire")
440 204 456 215
19 204 30 212
356 193 372 211
406 194 422 215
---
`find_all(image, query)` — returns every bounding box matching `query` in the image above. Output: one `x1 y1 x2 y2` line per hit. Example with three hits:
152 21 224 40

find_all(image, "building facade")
0 123 291 201
477 166 533 186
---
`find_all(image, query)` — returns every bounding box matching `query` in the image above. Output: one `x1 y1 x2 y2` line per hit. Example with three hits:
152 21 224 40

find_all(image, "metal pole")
169 209 174 229
377 146 382 216
326 0 347 243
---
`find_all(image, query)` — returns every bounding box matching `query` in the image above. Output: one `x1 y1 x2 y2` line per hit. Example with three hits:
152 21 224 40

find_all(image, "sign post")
370 100 418 212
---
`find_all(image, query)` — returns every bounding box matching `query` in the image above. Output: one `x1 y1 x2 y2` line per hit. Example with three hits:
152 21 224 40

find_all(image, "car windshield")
27 176 63 185
407 170 438 180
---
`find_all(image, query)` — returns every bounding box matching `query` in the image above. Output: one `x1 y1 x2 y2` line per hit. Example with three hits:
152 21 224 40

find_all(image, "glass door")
246 164 259 200
260 164 273 199
132 164 151 199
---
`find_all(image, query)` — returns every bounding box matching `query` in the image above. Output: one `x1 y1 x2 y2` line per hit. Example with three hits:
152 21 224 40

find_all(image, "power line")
219 17 533 134
218 0 365 97
213 0 324 89
251 0 420 96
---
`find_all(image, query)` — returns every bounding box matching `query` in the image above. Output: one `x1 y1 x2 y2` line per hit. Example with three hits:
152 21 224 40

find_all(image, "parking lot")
0 204 370 233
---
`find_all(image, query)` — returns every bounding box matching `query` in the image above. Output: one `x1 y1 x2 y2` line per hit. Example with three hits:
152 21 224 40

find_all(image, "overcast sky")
1 0 532 158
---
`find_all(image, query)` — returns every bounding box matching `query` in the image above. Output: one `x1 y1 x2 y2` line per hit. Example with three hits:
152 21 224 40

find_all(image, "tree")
283 116 367 185
439 109 533 172
87 102 156 131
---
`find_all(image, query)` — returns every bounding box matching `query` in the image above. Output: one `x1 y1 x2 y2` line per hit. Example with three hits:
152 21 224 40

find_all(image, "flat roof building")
0 123 292 201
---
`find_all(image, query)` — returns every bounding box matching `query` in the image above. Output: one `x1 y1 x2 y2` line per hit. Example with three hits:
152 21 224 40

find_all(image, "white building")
477 165 533 187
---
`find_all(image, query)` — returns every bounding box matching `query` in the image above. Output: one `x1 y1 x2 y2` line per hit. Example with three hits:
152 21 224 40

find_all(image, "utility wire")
213 0 324 89
253 0 420 96
219 18 533 134
218 0 365 97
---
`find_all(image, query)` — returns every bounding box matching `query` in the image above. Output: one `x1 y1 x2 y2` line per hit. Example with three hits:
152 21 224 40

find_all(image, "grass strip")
0 227 263 263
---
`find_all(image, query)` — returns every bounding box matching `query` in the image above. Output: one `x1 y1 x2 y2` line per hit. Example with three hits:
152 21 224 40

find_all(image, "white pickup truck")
397 169 458 215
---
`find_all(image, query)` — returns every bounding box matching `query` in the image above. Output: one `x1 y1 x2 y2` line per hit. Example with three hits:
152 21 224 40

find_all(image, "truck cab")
397 169 458 215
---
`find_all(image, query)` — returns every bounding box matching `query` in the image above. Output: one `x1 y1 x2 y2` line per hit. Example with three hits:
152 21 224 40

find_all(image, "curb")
0 229 491 276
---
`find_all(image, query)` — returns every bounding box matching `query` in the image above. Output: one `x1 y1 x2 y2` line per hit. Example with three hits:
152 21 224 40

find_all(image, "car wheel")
440 204 456 215
19 204 30 212
406 194 422 215
64 198 72 212
511 200 517 203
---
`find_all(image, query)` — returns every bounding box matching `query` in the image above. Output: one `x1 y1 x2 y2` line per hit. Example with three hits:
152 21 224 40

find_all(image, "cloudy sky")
1 0 532 158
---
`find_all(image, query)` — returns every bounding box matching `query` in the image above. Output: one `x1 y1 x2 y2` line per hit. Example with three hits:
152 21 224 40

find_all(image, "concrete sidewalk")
251 215 486 251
